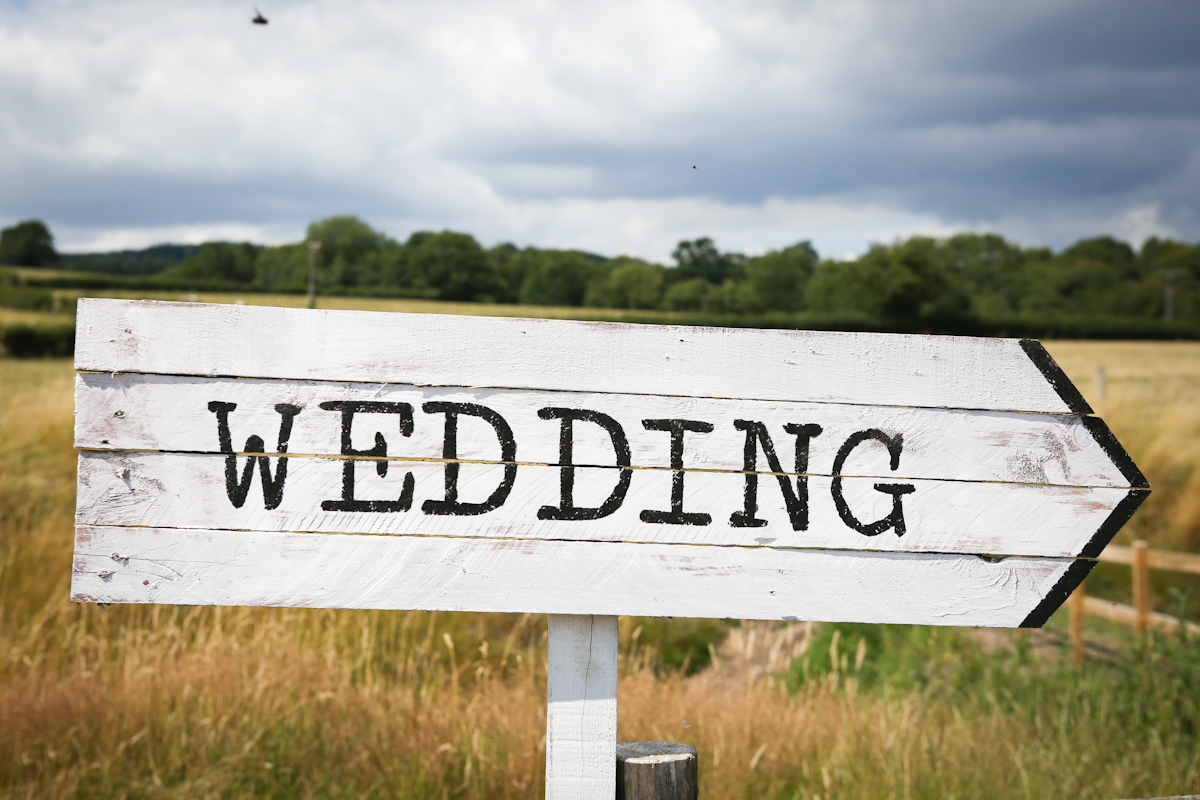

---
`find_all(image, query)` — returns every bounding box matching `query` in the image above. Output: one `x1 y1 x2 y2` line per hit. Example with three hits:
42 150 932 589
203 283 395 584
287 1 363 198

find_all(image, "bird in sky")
252 7 268 24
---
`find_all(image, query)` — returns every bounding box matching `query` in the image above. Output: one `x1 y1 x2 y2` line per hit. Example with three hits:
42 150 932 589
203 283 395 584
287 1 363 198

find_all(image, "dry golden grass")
2 339 1199 799
0 308 75 328
1045 341 1200 553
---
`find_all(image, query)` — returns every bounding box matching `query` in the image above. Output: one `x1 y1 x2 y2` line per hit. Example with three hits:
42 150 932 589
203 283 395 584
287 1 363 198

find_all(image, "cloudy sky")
1 0 1198 260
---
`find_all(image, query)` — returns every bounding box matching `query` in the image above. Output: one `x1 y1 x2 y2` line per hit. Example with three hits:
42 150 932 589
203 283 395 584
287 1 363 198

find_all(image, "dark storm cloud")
466 1 1200 230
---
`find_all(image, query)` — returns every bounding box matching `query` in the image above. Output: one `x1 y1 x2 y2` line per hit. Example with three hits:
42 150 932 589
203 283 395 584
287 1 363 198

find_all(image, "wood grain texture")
546 615 618 800
74 299 1076 413
75 450 1132 558
616 742 698 800
74 373 1131 488
71 526 1077 626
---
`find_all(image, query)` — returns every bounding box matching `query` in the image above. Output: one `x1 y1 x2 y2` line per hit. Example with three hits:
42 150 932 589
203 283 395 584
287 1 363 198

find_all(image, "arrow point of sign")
1018 339 1094 415
1077 488 1151 560
1079 415 1150 490
1019 558 1098 628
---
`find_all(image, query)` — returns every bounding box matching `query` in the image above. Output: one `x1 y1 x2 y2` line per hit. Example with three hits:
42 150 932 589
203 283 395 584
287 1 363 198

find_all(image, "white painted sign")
70 299 1148 798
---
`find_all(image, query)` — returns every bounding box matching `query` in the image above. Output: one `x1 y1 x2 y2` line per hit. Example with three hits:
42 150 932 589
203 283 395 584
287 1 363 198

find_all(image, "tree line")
4 215 1199 328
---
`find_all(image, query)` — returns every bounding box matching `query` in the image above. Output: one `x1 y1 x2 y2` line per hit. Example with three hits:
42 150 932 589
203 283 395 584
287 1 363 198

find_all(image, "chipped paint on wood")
75 450 1135 558
71 525 1077 626
70 299 1147 628
75 372 1131 487
76 299 1079 413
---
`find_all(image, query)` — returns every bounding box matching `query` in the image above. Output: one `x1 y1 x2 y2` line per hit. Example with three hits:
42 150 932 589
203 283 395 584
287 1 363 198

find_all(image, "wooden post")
1132 540 1151 636
547 615 618 800
616 742 698 800
1069 582 1085 666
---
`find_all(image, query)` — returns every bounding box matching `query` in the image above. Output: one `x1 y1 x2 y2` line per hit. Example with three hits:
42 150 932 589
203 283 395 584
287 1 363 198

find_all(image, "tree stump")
616 741 698 800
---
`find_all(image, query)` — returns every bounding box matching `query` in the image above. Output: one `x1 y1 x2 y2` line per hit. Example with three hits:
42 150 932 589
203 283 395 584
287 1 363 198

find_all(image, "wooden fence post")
1132 540 1151 636
547 615 618 800
616 742 698 800
1069 582 1085 666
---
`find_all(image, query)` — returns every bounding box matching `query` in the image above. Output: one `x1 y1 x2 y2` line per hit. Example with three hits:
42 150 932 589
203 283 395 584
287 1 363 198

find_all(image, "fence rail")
1098 543 1200 575
1069 540 1200 665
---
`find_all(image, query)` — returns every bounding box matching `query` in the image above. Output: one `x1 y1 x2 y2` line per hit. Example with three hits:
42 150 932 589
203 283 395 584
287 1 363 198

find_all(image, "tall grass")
2 346 1199 798
1045 342 1200 610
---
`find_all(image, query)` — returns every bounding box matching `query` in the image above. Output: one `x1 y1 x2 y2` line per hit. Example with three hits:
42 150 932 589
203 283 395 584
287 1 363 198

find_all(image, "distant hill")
59 244 201 276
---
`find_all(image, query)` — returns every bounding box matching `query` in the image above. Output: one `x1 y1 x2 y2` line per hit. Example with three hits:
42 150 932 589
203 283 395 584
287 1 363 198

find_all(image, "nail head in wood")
616 741 698 800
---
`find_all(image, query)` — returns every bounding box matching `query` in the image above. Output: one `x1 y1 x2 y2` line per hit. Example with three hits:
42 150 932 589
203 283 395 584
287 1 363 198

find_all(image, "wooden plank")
546 615 618 800
75 450 1135 558
1081 596 1200 636
74 299 1083 414
1100 544 1200 575
71 526 1080 626
74 372 1132 488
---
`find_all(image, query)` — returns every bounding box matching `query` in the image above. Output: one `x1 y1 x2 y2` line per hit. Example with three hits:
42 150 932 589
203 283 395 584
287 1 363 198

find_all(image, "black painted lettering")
537 407 632 521
319 401 415 513
830 429 916 537
639 418 713 526
422 402 517 516
207 401 301 510
729 421 823 530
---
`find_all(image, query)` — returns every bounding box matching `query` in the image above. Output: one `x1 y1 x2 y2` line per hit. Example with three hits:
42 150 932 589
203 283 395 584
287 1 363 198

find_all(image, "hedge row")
1 324 76 358
4 309 1198 361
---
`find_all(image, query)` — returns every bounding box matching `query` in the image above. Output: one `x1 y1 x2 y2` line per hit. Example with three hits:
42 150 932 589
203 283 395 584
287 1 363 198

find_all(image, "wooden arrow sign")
69 298 1148 799
71 298 1146 628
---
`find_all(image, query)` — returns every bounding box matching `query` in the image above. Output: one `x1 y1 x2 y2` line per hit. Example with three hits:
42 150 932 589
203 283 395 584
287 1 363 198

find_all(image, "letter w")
208 401 301 509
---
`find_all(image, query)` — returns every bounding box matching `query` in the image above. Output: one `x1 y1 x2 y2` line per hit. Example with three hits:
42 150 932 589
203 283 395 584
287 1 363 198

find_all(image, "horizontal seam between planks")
71 523 1092 562
74 370 1090 418
73 447 1141 491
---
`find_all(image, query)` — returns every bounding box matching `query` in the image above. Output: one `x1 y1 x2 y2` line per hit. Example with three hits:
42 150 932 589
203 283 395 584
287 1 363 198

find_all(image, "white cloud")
53 221 303 252
410 194 962 263
46 194 961 262
1 0 1198 257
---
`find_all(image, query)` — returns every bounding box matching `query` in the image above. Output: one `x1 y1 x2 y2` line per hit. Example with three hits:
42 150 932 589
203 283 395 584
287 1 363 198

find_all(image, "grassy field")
2 304 1199 798
51 289 694 323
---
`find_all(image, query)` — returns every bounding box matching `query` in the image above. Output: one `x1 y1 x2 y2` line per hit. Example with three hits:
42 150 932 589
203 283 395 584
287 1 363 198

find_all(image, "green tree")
354 244 411 292
671 237 745 284
741 242 817 312
806 238 960 323
663 277 717 311
0 220 58 266
1140 238 1200 320
936 233 1031 316
406 230 499 301
584 257 666 309
488 243 523 303
1061 236 1137 275
516 249 604 306
175 242 261 285
306 216 391 288
254 243 309 292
